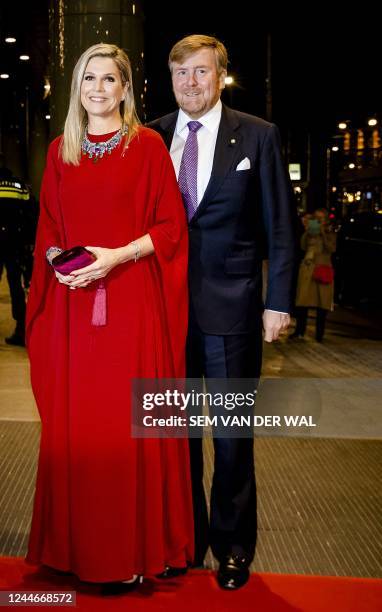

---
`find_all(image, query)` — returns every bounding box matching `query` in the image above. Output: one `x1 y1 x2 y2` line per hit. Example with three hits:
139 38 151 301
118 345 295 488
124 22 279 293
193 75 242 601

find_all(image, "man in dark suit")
149 34 297 590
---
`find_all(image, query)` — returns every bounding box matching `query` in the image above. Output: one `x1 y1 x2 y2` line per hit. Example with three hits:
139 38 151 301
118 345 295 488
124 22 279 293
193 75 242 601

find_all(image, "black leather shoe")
5 331 25 347
156 565 188 579
217 555 250 590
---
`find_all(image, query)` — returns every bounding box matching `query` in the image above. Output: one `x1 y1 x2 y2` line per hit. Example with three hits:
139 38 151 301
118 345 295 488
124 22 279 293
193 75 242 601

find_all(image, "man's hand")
263 310 290 342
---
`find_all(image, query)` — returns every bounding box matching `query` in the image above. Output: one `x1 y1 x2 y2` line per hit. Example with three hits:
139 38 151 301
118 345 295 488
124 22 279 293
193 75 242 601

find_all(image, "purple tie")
178 121 202 221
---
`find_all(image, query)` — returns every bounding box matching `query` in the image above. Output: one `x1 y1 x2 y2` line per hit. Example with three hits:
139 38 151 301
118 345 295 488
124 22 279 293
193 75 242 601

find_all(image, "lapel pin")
229 138 236 146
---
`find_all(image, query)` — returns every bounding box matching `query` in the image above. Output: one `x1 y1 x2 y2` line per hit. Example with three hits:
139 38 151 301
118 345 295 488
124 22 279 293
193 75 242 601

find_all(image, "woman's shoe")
101 575 143 595
122 574 143 584
156 566 188 579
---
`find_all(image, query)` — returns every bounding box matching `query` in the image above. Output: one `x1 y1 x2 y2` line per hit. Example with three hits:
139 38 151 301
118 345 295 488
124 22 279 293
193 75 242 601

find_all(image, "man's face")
171 48 226 119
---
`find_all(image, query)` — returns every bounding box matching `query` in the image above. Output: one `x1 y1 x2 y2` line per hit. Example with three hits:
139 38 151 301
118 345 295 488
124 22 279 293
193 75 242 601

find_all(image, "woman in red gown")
25 43 194 585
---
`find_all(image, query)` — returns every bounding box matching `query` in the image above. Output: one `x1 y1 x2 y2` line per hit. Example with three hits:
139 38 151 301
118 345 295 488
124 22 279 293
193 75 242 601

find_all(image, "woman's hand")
63 246 121 289
54 271 76 288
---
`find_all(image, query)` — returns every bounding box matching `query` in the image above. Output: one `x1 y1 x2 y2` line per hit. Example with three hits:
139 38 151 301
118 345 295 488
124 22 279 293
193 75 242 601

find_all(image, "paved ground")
0 277 381 577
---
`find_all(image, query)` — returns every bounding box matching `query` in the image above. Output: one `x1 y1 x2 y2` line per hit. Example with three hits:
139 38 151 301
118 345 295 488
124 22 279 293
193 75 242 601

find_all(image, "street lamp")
224 75 235 106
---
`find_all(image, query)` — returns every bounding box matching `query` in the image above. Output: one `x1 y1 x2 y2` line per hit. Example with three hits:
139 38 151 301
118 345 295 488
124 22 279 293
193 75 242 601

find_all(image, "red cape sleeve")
147 137 189 377
26 138 65 345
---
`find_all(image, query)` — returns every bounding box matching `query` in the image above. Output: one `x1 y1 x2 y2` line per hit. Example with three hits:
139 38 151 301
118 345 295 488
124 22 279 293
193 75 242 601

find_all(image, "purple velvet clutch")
51 246 96 275
51 246 107 327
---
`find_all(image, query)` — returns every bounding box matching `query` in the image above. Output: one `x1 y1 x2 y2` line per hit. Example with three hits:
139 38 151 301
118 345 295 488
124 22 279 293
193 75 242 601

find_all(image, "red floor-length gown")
25 127 194 582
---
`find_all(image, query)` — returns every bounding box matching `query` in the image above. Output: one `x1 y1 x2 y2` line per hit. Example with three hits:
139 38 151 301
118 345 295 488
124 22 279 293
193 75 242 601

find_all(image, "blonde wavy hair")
61 43 140 165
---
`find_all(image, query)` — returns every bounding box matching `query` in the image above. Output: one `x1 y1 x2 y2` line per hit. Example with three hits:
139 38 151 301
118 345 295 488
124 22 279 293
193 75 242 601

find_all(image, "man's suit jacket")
148 104 297 335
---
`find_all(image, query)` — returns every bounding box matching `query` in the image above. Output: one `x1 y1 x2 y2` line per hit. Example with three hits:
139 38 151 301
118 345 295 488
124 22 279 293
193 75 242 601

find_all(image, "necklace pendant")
81 125 127 162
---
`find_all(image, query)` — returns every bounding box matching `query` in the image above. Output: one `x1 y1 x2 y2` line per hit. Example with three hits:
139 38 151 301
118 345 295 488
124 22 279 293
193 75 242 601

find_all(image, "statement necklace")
81 125 128 161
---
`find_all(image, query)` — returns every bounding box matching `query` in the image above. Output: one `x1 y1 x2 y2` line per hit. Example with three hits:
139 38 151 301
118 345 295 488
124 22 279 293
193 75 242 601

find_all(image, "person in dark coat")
0 158 36 346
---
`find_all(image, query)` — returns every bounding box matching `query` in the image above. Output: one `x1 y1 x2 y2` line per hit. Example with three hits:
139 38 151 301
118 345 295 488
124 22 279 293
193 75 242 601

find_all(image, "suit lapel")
158 112 178 149
191 105 241 222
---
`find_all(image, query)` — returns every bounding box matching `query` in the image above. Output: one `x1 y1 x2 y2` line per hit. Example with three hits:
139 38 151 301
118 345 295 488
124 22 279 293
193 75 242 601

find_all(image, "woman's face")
81 56 127 124
314 211 327 225
302 214 312 229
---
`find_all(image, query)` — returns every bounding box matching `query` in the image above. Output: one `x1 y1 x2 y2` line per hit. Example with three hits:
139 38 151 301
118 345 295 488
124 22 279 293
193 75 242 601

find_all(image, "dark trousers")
0 249 26 329
294 306 327 341
186 307 262 564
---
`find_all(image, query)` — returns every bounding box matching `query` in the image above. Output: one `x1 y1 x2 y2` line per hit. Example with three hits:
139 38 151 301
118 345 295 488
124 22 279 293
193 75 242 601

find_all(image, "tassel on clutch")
51 246 107 326
91 280 107 326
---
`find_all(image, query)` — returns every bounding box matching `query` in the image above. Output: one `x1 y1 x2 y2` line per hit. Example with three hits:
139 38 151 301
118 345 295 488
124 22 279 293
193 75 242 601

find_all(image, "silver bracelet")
130 241 140 263
46 246 63 265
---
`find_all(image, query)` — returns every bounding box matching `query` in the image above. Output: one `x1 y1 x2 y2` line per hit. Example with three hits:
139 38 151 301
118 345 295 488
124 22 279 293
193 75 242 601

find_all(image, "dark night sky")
0 3 380 136
144 4 381 134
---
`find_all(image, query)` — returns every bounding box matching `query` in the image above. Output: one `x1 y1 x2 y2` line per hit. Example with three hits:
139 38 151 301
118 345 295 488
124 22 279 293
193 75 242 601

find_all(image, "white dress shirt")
170 100 288 317
170 100 222 206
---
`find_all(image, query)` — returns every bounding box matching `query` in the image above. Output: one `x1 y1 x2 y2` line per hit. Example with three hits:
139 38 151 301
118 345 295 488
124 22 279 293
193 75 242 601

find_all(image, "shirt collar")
176 99 222 138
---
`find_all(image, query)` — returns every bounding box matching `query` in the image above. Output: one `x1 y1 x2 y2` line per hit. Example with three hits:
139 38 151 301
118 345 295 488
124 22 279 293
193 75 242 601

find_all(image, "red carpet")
0 557 381 611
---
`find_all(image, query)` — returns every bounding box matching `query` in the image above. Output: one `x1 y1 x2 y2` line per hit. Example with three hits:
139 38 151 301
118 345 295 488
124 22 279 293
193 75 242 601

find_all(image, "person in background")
290 212 312 312
0 158 36 346
291 208 337 342
149 34 297 590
